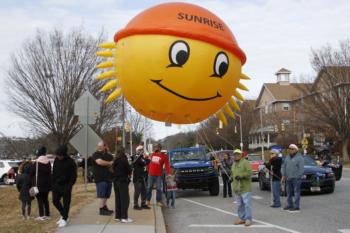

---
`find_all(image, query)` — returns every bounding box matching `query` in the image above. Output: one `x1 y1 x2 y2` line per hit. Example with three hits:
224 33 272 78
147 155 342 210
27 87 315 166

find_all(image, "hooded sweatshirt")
17 163 34 202
31 155 52 192
52 156 77 192
148 152 171 177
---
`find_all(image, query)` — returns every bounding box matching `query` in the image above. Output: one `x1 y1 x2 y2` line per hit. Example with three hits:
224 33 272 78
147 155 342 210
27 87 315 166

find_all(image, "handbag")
29 161 39 197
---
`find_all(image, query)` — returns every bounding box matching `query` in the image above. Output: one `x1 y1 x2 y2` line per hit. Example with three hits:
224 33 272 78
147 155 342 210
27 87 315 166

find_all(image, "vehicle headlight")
326 172 334 178
302 175 307 179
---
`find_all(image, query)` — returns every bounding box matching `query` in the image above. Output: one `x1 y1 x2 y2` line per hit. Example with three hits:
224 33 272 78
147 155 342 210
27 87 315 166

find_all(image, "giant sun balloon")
96 2 249 125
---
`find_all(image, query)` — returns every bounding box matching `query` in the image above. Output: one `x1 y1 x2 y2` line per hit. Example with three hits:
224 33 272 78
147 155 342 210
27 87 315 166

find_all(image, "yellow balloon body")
115 35 242 124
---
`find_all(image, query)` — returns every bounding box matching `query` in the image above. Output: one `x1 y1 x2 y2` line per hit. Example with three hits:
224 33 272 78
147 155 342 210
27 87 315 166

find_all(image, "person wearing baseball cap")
231 149 253 227
281 144 304 213
264 149 283 208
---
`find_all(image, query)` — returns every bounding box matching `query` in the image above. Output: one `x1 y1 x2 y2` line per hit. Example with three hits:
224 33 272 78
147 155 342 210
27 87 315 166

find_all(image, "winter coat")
16 164 34 202
265 156 282 181
281 153 304 180
31 156 52 192
52 156 77 192
113 157 132 183
132 154 150 182
231 158 252 194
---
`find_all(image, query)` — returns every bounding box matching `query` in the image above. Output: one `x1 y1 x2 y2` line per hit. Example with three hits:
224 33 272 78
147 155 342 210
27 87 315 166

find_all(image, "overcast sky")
0 0 349 140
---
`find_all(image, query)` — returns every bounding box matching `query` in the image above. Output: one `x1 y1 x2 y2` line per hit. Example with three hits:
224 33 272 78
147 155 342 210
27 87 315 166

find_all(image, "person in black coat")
132 145 150 210
16 162 34 219
52 145 77 228
264 149 283 208
113 147 132 223
31 146 52 221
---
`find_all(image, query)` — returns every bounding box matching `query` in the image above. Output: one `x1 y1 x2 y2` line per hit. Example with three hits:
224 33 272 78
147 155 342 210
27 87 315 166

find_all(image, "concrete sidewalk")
56 185 165 233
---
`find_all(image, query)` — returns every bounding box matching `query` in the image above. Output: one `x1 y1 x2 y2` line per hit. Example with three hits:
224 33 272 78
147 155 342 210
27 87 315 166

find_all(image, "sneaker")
100 208 113 216
156 202 163 207
283 206 292 211
141 205 151 210
114 218 121 222
171 205 176 209
234 219 245 225
288 208 300 213
103 206 114 213
35 216 45 221
121 218 133 223
58 219 67 227
245 220 252 227
270 205 281 208
43 216 51 220
133 205 142 210
56 217 63 224
146 200 151 206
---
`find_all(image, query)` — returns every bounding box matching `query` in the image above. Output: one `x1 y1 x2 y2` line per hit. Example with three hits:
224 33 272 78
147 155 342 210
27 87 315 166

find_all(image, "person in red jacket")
146 143 170 207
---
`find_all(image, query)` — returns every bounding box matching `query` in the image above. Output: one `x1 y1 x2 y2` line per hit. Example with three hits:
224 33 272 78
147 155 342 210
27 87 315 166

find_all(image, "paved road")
163 169 350 233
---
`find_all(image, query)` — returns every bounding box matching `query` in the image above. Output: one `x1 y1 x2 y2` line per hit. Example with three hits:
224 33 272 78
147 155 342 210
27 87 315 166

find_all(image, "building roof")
255 83 312 107
275 68 291 75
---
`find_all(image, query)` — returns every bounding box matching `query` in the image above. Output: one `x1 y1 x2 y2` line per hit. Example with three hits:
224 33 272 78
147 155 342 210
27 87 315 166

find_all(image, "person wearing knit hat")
132 144 151 210
281 144 304 213
31 146 52 221
231 148 253 227
264 149 283 208
52 145 77 227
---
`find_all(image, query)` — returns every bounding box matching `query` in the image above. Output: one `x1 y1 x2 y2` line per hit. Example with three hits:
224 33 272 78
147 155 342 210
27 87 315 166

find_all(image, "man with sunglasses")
281 144 304 213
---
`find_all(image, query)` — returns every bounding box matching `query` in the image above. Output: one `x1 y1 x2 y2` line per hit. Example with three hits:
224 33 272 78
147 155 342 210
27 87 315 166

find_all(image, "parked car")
0 160 21 185
246 153 264 180
258 155 336 194
168 147 220 196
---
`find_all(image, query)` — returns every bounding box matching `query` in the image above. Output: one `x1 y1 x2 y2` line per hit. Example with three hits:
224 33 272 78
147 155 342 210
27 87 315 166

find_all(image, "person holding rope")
231 149 253 227
219 153 233 198
264 149 282 208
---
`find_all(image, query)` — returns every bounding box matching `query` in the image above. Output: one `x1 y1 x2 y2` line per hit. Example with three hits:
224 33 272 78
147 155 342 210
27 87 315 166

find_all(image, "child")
166 174 177 208
16 162 34 219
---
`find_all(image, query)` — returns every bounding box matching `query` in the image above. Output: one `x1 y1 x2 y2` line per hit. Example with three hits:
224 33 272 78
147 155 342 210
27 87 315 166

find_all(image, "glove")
235 176 242 181
229 178 233 183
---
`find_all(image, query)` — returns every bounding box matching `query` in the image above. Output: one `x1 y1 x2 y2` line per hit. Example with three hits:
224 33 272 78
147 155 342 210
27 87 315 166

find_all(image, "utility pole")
260 108 265 160
239 114 243 152
122 97 126 148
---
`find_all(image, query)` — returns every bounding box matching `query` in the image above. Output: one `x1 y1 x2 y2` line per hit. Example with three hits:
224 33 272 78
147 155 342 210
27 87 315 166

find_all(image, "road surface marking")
338 230 350 233
189 224 272 228
182 198 302 233
252 195 263 200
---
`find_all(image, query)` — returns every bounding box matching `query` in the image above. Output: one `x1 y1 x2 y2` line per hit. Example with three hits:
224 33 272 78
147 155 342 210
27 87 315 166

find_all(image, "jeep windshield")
171 150 207 163
303 155 317 166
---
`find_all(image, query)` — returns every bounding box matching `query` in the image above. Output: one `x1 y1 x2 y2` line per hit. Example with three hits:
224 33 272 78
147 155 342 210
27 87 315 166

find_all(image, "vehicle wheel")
3 175 9 185
324 185 335 194
259 175 268 191
209 178 220 196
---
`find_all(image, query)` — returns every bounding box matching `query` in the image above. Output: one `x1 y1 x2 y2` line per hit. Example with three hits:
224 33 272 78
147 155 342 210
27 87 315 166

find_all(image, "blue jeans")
166 191 176 207
272 181 281 207
236 192 252 221
286 178 301 209
146 176 162 202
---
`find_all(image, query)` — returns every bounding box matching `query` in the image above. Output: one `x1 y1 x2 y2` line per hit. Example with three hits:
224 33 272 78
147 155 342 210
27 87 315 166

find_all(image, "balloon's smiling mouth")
150 79 221 101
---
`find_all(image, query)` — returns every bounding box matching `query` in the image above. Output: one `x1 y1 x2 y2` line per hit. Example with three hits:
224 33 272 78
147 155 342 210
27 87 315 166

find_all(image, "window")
0 162 4 168
265 105 268 114
282 103 290 111
282 119 290 125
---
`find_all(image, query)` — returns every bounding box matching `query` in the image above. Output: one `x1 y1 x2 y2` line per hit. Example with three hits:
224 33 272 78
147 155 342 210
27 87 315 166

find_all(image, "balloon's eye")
211 52 229 78
168 40 190 67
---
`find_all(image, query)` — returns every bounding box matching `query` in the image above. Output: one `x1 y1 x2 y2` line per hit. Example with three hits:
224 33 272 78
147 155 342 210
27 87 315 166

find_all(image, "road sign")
70 125 102 157
74 91 100 124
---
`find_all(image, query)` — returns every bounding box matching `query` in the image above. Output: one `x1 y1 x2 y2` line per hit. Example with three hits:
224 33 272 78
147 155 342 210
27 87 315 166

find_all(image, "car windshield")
171 150 207 162
8 162 20 167
303 155 317 166
247 155 262 161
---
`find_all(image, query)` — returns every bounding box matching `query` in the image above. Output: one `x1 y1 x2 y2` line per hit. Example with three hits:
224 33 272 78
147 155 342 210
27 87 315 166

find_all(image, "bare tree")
300 40 350 162
6 28 121 147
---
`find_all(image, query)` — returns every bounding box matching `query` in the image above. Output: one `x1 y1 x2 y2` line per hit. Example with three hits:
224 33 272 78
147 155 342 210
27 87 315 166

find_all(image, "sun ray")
238 82 249 91
96 50 113 57
216 111 227 126
229 98 241 111
223 104 235 119
96 70 116 80
233 90 244 101
240 73 251 80
100 79 119 92
105 88 122 103
98 42 117 49
96 60 114 69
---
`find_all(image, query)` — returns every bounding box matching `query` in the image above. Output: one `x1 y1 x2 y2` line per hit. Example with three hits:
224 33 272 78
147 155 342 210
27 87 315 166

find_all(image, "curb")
154 205 167 233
